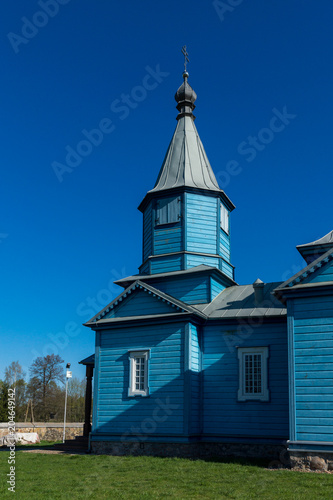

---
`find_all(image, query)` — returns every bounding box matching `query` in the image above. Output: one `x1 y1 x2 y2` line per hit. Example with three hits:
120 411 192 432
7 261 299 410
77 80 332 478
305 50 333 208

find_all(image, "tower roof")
297 230 333 264
297 230 333 250
138 70 234 212
150 114 222 193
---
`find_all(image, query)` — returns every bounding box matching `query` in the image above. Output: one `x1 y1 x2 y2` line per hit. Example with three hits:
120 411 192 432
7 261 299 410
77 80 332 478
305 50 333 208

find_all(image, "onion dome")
175 71 197 120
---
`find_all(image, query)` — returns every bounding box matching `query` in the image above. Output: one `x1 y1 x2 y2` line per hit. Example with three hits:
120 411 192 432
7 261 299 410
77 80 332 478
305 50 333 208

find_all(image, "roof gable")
275 248 333 293
303 257 333 284
86 280 200 324
105 288 176 319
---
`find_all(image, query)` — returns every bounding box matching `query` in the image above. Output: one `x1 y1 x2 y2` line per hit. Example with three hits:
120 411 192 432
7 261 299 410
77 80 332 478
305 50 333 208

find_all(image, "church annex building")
81 65 333 464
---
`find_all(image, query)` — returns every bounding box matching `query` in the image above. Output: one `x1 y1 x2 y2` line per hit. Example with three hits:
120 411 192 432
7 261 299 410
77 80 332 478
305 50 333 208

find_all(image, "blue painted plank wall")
293 296 333 441
190 324 201 434
219 228 231 263
305 260 333 284
152 275 210 304
153 226 182 256
140 261 149 274
211 277 225 300
185 254 219 270
94 323 185 437
221 260 234 280
105 289 175 318
143 203 152 262
186 193 217 255
150 254 182 274
202 322 289 438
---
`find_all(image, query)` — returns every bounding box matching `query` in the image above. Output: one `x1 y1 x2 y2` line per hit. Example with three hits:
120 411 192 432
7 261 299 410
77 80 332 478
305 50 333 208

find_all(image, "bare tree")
67 377 85 422
27 354 64 421
4 361 27 420
5 361 25 386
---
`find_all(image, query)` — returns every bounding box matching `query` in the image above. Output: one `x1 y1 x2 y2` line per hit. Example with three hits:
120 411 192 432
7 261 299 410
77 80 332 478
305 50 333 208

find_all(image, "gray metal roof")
150 115 222 193
194 282 286 318
297 230 333 249
83 279 286 328
138 74 235 212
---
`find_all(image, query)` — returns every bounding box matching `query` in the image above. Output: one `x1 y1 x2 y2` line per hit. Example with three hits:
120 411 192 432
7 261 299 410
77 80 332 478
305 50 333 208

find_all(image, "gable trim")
85 279 205 324
275 249 333 292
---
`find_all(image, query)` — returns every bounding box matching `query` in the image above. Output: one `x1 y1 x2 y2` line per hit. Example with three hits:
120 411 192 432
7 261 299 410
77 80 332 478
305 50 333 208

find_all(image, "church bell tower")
138 49 235 286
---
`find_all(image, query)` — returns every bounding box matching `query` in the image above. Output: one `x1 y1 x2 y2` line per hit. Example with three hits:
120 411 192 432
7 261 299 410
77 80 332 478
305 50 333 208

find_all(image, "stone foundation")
91 440 286 461
289 452 333 471
0 423 84 442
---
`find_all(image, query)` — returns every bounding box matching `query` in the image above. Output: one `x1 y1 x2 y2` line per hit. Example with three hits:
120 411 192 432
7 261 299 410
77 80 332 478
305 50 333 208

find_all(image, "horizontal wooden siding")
202 322 289 438
293 296 333 441
95 323 185 436
152 275 210 304
190 324 201 434
186 193 218 255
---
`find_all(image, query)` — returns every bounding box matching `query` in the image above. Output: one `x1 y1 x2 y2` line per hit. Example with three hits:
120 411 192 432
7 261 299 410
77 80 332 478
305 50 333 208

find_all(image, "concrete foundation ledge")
91 440 286 461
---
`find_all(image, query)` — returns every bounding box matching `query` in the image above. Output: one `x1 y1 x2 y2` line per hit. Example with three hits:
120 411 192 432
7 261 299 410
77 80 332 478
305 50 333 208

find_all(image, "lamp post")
63 363 72 443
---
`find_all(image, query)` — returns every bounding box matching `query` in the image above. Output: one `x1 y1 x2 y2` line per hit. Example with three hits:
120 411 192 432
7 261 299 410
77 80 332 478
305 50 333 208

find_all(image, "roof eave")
114 264 237 289
84 310 207 329
138 186 235 213
274 281 333 301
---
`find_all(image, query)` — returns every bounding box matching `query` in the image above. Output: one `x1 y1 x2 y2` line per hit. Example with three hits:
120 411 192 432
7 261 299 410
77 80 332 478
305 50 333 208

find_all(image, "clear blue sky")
1 0 333 381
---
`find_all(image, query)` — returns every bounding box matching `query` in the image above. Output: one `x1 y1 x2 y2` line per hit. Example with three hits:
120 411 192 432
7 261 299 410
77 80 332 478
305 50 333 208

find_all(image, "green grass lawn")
0 450 332 499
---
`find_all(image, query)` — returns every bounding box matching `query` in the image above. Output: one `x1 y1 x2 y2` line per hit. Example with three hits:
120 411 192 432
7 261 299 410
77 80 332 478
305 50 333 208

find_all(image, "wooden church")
82 61 333 464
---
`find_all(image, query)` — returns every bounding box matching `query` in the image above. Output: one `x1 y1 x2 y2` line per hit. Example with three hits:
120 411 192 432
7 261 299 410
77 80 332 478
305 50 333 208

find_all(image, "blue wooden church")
82 65 333 464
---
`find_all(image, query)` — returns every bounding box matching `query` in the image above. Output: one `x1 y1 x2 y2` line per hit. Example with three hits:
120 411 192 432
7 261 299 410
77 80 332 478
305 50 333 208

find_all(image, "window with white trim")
237 347 269 401
128 350 149 397
220 203 229 234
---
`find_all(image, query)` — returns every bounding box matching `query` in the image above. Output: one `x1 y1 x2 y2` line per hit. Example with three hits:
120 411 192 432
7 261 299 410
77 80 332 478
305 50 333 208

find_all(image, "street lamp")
63 362 72 443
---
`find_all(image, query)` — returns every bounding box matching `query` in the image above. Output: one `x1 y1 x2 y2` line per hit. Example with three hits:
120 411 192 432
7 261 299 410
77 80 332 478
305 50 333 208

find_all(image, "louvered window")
237 347 269 401
156 196 181 225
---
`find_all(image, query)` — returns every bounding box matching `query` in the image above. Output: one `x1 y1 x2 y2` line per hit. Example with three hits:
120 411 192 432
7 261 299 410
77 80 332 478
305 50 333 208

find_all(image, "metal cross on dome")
182 45 189 72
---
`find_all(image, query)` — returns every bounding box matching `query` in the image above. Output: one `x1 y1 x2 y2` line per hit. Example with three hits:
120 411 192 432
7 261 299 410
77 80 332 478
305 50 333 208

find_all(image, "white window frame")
128 350 150 397
237 347 269 401
220 203 229 235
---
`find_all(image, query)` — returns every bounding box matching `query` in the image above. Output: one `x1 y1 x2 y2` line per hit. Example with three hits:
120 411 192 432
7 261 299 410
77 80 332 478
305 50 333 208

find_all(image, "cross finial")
182 45 189 73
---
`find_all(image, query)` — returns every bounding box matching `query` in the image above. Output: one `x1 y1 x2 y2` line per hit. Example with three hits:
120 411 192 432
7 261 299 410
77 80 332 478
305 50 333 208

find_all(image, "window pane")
134 357 145 392
220 204 229 234
244 353 262 394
